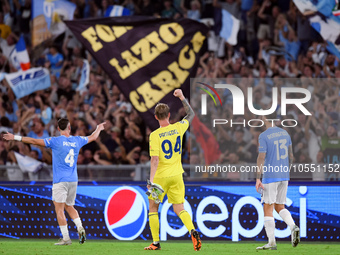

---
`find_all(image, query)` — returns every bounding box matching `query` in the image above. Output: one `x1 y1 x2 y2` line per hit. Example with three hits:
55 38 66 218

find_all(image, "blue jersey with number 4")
44 135 88 184
258 127 292 184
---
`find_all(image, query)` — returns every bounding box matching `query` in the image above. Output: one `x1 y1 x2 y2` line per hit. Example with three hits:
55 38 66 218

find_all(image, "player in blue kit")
3 118 105 245
255 113 300 250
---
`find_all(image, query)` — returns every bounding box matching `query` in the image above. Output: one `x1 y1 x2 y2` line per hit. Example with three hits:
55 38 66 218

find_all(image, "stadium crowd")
0 0 339 181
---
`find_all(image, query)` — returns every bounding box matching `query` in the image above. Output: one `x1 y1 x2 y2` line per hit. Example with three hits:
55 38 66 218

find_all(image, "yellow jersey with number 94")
149 119 189 179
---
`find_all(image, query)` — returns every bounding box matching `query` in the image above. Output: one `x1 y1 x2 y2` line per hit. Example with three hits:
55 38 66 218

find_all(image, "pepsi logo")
104 186 147 240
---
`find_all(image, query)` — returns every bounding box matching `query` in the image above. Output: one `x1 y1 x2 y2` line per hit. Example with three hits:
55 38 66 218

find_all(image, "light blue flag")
0 72 7 82
326 42 340 60
5 68 51 99
32 0 76 46
77 59 90 92
293 0 340 59
219 9 240 45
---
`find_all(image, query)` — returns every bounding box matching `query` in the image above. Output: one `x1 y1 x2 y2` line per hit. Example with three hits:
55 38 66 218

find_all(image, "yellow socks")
149 210 194 242
179 210 195 233
149 212 160 243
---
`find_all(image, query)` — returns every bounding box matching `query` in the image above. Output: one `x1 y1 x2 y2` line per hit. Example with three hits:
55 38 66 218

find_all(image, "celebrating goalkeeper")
144 89 201 251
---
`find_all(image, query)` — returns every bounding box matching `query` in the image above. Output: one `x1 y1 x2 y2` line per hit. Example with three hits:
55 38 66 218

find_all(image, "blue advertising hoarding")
0 182 339 241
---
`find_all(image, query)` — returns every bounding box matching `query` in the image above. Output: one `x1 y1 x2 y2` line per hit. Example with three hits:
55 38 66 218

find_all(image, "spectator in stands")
232 127 248 161
257 0 279 41
34 95 52 125
14 0 31 44
126 146 141 164
1 0 340 183
56 75 75 101
3 100 17 123
0 32 17 59
123 0 139 15
0 133 7 165
26 117 50 160
6 145 23 181
278 29 300 62
122 126 142 154
0 12 11 39
183 0 201 20
45 46 64 78
140 0 156 16
112 147 129 165
161 0 178 18
0 116 12 133
140 150 150 165
83 149 96 165
27 118 49 140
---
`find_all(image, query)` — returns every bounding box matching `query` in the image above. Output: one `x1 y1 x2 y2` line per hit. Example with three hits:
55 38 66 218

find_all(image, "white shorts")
261 181 288 205
52 182 77 206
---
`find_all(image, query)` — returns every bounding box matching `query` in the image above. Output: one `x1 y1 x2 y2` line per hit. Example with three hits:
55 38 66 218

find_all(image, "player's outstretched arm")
87 122 106 143
173 89 195 123
2 132 45 147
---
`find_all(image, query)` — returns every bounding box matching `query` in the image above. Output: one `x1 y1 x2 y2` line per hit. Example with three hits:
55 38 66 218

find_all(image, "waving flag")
9 36 30 71
293 0 340 59
32 0 76 47
192 116 221 165
5 68 51 99
14 152 43 173
77 59 90 92
0 72 7 82
213 8 240 45
219 9 240 45
66 17 208 130
105 5 131 17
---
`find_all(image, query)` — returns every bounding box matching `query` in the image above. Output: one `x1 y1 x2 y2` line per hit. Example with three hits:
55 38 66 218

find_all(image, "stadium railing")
0 164 338 182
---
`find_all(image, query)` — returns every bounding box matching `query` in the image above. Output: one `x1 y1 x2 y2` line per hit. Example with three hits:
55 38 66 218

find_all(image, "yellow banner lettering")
137 81 165 109
168 61 189 84
95 25 116 43
129 91 147 112
159 23 184 45
112 26 130 38
151 70 180 95
81 27 103 52
131 31 168 65
191 31 206 53
121 51 145 74
109 58 131 80
178 45 195 70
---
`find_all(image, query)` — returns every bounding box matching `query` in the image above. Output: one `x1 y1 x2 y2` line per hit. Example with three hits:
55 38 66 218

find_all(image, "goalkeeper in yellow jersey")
144 89 201 251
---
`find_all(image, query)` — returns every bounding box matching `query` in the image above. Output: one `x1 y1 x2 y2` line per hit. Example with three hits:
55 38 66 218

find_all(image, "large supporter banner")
32 0 76 47
5 68 51 99
0 183 339 241
66 17 208 130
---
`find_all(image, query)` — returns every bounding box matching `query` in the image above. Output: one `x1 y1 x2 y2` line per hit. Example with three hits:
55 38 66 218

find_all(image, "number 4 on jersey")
65 149 75 167
174 136 181 153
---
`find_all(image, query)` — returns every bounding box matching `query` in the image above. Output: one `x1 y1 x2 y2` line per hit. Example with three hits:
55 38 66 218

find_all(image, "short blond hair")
154 103 170 120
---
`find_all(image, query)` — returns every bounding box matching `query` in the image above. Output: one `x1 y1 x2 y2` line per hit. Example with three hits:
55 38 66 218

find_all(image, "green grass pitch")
0 239 339 255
